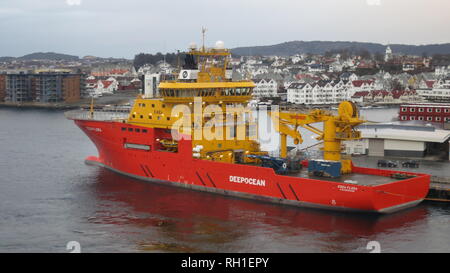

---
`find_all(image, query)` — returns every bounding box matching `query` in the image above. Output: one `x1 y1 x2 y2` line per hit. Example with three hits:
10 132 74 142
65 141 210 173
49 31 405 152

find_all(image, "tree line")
133 52 185 70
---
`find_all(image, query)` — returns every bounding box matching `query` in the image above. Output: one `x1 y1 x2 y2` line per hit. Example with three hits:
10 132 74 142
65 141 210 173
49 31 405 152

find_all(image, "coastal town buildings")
1 45 448 106
2 71 83 103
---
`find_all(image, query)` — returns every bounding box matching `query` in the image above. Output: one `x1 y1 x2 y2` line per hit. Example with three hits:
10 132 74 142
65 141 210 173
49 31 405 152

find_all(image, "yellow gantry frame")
270 101 365 174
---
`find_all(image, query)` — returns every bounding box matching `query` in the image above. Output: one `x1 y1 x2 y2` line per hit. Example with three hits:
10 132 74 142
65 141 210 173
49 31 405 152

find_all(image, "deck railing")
64 108 129 121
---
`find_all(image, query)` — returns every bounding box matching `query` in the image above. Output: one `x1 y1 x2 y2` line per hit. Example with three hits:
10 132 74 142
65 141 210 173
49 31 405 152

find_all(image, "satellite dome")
215 40 225 49
189 42 197 50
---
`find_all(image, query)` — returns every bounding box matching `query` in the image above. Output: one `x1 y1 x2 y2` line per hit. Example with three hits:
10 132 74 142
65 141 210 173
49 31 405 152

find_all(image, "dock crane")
270 101 365 174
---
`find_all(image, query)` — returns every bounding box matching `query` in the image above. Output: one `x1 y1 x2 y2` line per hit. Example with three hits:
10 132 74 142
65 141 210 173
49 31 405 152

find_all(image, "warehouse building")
344 123 450 160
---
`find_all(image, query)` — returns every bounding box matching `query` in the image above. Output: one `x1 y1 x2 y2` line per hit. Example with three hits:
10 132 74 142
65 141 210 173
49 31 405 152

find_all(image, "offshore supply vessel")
66 39 430 214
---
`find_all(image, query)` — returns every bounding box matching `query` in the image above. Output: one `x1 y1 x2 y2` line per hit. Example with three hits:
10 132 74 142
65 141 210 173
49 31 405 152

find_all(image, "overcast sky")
0 0 449 58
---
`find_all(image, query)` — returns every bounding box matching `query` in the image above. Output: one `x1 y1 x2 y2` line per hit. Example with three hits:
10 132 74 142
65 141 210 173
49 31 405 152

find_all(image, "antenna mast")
202 27 207 51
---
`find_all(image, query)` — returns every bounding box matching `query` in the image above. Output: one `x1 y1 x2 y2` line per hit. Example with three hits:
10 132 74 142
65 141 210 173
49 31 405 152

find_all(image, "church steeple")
385 44 393 62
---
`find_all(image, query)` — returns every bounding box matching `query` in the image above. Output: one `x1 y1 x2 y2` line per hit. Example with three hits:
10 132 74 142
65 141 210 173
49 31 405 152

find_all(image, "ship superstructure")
126 42 264 164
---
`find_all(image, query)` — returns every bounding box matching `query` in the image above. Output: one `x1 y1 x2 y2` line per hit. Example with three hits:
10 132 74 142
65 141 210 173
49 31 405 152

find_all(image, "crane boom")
270 101 365 174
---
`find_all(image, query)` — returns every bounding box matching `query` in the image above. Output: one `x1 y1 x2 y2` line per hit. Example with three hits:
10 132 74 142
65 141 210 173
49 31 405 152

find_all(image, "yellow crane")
270 101 365 174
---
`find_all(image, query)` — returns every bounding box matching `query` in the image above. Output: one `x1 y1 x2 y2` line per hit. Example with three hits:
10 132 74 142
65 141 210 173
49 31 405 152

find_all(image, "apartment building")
0 74 6 102
3 71 83 103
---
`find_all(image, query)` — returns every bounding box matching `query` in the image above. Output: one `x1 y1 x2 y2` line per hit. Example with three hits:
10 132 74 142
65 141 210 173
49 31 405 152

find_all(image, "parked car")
402 160 419 168
377 160 398 168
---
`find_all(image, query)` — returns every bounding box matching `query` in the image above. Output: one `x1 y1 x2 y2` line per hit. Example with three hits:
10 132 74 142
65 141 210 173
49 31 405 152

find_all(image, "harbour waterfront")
0 107 449 252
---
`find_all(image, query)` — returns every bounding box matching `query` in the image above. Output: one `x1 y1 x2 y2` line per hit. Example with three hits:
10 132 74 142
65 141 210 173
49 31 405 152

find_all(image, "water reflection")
87 167 429 252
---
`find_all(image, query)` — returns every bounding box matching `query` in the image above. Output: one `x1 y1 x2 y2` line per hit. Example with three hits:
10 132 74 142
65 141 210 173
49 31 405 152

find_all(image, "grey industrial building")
344 123 450 160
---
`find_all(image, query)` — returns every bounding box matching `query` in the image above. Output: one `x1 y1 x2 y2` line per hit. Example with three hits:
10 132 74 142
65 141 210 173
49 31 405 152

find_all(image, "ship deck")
285 169 400 187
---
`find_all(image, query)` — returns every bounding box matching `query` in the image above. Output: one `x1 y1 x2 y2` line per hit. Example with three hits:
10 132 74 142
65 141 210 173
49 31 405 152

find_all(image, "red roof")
295 73 321 81
86 79 97 84
357 61 375 69
352 80 374 87
101 80 113 89
110 69 129 75
371 90 390 97
425 80 435 88
351 91 370 98
91 69 129 77
391 90 406 99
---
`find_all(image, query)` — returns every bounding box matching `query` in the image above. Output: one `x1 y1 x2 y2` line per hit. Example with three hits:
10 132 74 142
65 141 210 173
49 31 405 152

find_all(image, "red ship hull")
74 119 430 214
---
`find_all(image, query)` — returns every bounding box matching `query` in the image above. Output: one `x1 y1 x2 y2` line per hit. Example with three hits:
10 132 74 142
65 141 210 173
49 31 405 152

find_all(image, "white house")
287 80 351 105
271 58 286 67
340 72 358 82
252 66 270 77
138 64 155 75
290 54 303 64
287 83 311 104
403 63 415 72
252 79 278 98
95 79 118 95
348 80 376 97
308 64 327 73
435 65 449 77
